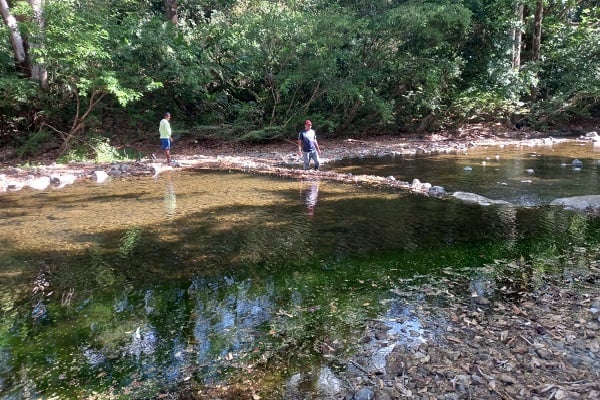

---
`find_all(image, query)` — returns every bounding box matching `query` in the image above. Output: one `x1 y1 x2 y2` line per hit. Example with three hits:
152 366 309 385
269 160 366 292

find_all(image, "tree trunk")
0 0 27 71
512 1 524 69
165 0 177 25
532 0 543 62
28 0 48 89
530 0 543 101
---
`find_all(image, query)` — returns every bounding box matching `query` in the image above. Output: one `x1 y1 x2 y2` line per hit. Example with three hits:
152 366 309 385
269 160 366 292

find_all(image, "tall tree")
531 0 543 63
0 0 27 71
28 0 48 89
512 1 523 69
529 0 543 100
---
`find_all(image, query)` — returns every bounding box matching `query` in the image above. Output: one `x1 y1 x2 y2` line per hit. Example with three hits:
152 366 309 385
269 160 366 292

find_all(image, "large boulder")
550 195 600 213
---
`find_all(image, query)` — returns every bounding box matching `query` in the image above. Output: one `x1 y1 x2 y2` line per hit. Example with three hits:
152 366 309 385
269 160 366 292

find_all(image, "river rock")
92 170 110 183
452 191 512 206
285 370 343 400
50 173 76 188
354 387 375 400
428 185 447 198
25 176 51 190
411 179 431 192
316 367 342 397
550 195 600 212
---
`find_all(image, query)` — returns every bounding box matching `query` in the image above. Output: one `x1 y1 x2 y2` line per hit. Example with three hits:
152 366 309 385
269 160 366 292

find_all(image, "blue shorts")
160 138 171 150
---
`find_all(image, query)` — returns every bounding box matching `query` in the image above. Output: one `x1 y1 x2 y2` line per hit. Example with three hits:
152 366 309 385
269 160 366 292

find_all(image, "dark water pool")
1 141 600 398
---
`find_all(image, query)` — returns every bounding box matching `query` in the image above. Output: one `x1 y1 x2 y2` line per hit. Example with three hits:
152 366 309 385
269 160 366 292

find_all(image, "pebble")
353 387 374 400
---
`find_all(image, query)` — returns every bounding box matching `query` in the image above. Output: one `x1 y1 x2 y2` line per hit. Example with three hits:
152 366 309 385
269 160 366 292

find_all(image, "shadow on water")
1 166 600 398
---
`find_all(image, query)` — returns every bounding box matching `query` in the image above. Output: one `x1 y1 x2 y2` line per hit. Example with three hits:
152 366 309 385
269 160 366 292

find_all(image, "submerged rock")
550 195 600 213
452 191 512 206
354 387 375 400
428 185 447 198
285 368 343 400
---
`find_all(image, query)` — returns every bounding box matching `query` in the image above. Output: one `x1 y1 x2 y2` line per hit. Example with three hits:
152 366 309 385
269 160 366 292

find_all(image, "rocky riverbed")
332 260 600 400
186 248 600 400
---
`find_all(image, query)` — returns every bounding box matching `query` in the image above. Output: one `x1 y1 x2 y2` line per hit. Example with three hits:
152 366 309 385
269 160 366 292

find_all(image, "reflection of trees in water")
469 210 596 304
4 172 600 398
190 277 275 379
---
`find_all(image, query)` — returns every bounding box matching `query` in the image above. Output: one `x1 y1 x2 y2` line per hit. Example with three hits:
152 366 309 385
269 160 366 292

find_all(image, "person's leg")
312 151 320 170
160 138 171 164
302 152 310 170
307 151 319 170
161 138 171 164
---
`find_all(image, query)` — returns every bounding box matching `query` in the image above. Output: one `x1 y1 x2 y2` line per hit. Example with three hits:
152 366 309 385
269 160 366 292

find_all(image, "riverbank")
0 125 581 194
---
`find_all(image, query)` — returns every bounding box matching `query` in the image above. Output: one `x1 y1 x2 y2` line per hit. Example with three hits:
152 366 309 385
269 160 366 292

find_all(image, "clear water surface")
330 140 600 205
1 141 600 398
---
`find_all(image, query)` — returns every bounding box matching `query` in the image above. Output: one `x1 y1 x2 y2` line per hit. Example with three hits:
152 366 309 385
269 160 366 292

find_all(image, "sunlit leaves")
29 0 164 140
2 0 600 143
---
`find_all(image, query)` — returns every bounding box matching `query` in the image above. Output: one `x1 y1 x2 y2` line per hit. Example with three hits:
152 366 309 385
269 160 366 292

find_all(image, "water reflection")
301 180 320 217
163 173 177 218
1 166 600 398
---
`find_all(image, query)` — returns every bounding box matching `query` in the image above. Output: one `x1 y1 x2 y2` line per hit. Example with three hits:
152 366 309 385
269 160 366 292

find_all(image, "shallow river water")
331 139 600 205
1 141 600 398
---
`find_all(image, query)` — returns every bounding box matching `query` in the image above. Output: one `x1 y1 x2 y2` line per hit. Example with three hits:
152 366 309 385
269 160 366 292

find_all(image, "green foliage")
23 0 165 146
529 7 600 125
92 137 125 162
56 136 134 163
237 126 287 142
450 89 526 124
15 130 55 157
58 148 88 163
2 0 600 149
0 74 39 141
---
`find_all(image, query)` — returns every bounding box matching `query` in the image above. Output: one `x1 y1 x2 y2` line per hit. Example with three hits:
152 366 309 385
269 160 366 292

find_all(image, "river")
1 141 599 398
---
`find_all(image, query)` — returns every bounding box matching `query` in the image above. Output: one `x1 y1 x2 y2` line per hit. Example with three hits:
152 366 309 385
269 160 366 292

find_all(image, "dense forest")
1 0 599 158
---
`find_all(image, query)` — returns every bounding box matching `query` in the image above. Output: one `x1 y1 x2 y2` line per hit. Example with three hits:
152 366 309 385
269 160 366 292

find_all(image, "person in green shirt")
159 112 173 164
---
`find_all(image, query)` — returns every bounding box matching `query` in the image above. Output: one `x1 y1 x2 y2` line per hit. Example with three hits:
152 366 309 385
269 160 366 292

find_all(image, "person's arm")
314 137 321 153
168 122 173 141
297 135 303 155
